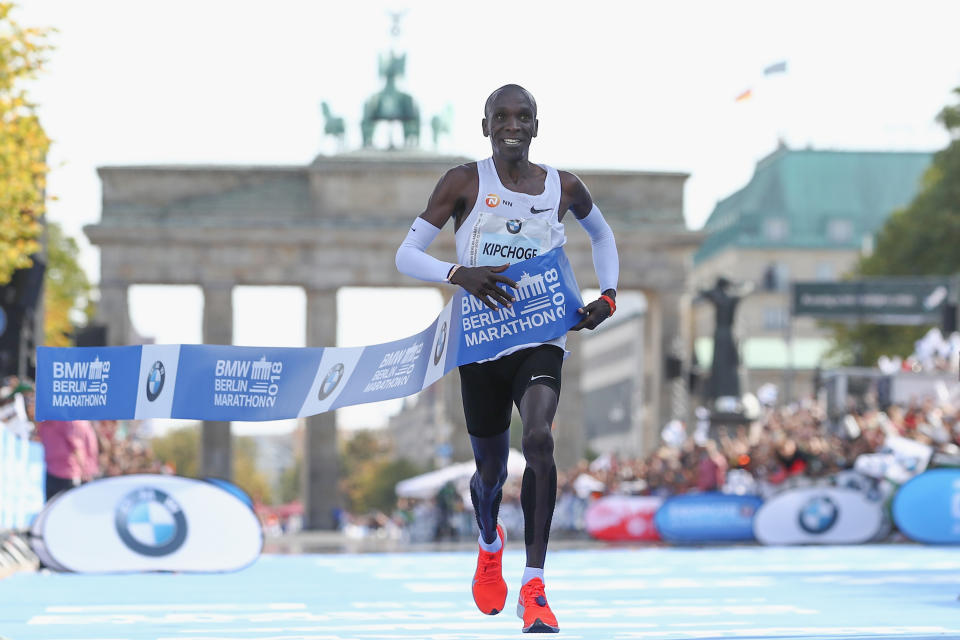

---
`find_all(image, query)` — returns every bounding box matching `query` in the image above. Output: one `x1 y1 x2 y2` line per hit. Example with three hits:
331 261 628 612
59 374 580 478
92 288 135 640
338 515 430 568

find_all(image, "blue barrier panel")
30 474 262 572
654 492 762 543
892 468 960 544
754 487 884 545
0 428 45 530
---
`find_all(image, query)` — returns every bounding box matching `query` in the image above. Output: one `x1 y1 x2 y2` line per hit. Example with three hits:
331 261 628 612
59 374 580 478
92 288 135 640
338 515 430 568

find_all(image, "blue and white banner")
36 248 582 421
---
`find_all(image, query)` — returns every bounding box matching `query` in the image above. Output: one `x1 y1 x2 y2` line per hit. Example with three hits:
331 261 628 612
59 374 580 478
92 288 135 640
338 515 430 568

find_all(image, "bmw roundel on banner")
423 301 455 390
298 346 364 417
135 344 181 419
29 474 262 573
654 493 762 543
753 487 884 545
892 468 960 544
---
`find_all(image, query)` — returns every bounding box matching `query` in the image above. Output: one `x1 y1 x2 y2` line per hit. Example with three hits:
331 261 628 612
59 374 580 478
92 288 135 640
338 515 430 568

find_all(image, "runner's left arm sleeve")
395 216 457 283
576 204 619 292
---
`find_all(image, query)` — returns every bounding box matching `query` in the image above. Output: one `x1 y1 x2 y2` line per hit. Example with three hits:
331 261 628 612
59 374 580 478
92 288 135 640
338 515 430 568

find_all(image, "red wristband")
599 294 616 316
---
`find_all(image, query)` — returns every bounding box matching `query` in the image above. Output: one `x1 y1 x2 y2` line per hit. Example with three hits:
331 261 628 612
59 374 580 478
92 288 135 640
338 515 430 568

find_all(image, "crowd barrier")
0 426 44 531
30 474 262 573
583 469 960 545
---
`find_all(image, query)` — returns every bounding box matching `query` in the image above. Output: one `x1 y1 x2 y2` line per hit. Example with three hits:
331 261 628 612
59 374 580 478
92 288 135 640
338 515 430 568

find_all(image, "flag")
763 60 788 75
735 88 753 102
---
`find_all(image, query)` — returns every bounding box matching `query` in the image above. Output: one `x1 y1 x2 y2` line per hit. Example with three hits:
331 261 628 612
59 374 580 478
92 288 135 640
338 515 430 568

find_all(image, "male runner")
395 84 619 633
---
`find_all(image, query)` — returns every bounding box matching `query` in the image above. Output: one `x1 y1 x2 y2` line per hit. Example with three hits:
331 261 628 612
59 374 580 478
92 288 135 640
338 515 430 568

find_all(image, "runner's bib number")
467 213 553 267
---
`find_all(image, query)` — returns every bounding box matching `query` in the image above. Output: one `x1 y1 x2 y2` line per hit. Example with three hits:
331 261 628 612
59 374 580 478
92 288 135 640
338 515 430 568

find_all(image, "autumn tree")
0 2 53 284
43 222 93 345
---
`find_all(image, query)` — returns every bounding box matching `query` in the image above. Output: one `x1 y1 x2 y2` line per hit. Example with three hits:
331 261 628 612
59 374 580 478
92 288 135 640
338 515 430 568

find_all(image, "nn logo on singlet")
485 193 500 208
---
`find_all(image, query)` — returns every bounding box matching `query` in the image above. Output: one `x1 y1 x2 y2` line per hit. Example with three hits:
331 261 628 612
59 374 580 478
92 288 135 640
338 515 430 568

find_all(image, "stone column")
201 284 233 480
649 290 691 446
555 331 585 470
642 291 663 454
98 281 131 346
303 288 340 530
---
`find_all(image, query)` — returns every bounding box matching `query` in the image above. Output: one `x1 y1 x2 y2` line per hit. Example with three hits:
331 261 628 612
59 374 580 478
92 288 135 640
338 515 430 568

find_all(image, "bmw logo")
146 360 165 402
317 363 345 400
433 321 447 365
798 495 839 534
114 488 188 557
506 219 522 234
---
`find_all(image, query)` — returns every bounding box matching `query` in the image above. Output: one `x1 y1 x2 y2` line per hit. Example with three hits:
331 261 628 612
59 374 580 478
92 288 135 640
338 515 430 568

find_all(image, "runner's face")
483 91 537 158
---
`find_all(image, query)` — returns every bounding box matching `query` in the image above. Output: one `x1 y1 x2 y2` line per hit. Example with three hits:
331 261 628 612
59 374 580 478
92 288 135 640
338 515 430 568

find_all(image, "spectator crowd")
0 376 169 502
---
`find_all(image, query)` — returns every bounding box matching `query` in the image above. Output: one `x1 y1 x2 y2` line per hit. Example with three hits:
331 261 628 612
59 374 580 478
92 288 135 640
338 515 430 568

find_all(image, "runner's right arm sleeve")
395 217 457 283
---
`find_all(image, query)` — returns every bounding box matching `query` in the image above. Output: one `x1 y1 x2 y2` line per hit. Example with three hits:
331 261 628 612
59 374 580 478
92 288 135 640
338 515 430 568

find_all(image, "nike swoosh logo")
530 206 552 214
530 374 555 381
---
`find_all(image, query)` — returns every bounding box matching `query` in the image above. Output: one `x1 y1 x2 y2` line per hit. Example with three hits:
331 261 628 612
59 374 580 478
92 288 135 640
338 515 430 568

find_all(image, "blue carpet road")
1 544 959 640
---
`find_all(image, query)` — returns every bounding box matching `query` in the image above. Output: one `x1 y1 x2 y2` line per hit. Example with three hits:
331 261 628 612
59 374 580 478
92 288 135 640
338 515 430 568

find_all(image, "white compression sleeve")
576 204 619 293
395 217 457 283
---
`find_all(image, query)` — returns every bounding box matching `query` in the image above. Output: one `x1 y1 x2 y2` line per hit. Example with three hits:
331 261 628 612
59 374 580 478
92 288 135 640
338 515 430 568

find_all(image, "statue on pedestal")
696 277 753 407
360 12 420 149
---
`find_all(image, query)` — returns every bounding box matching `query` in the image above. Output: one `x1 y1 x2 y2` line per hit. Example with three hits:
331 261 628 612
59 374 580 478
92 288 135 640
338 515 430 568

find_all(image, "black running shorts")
458 344 564 438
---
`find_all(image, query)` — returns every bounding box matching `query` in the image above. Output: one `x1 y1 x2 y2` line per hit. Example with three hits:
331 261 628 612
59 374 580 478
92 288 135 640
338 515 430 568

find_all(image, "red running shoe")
516 577 559 633
471 524 507 615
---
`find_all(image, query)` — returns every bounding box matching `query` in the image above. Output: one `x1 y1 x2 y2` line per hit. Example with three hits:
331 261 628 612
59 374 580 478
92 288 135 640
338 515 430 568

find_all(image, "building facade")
692 146 933 402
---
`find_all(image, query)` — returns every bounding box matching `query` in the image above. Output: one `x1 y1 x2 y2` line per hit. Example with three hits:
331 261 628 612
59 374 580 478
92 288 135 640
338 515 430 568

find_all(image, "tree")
151 425 199 477
150 426 274 504
43 222 93 346
0 2 53 284
829 86 960 364
233 436 273 505
276 455 302 504
339 429 425 514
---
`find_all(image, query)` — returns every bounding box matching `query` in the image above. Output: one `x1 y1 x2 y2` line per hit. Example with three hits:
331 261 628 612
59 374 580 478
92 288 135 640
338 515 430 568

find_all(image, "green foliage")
151 425 199 477
346 457 425 515
150 427 274 504
0 2 53 284
829 86 960 364
339 429 426 514
43 222 93 346
276 456 302 504
233 435 273 505
824 321 928 367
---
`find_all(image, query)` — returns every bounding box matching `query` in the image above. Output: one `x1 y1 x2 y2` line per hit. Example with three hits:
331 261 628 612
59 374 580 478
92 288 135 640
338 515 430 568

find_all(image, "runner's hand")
572 297 612 331
450 264 518 310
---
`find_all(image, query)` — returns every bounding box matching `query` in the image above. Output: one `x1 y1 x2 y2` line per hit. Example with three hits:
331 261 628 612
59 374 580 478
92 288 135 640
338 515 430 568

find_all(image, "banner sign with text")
35 248 582 421
792 278 954 325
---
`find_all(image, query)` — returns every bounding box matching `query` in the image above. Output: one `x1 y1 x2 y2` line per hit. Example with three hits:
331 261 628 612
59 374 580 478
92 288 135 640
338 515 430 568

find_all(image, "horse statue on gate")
320 101 346 150
361 51 420 148
430 104 453 149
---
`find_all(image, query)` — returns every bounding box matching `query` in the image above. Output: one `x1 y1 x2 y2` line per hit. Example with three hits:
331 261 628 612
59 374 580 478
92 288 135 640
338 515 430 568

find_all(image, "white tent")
395 449 527 499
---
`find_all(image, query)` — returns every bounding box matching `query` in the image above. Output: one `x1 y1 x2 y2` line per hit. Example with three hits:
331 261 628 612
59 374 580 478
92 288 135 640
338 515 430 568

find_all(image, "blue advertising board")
892 469 960 544
0 428 45 530
653 493 763 543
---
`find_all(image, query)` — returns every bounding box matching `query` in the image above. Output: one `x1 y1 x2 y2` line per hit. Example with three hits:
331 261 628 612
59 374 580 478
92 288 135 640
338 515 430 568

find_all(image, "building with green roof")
692 145 932 400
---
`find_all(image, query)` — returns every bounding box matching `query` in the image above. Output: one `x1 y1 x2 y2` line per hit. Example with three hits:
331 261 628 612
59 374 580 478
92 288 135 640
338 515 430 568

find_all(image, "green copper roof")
694 147 933 263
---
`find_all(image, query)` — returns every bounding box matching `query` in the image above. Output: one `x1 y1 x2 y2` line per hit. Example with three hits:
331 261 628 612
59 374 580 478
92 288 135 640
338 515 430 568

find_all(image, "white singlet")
455 157 568 361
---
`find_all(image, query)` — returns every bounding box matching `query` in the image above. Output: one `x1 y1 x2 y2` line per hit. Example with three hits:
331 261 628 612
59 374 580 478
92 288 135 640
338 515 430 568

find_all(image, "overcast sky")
16 0 960 431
